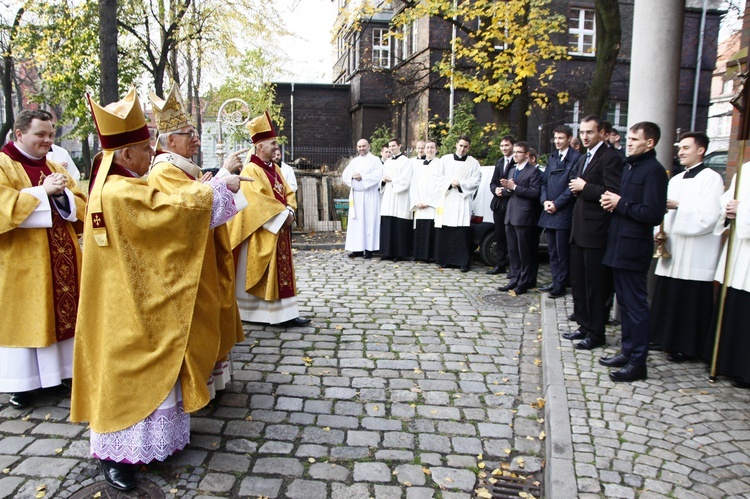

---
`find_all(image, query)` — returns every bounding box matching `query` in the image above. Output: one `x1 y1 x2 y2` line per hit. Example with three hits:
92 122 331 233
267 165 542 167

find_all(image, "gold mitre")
149 82 193 133
246 111 277 144
88 87 150 150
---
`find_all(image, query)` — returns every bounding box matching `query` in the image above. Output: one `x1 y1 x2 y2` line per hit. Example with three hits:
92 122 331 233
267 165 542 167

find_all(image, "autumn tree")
392 0 570 136
583 0 621 117
202 47 284 146
99 0 118 105
14 0 142 172
0 6 24 141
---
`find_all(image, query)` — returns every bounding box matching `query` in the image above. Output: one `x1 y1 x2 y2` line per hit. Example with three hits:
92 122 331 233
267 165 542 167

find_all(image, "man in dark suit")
498 141 541 295
487 135 516 275
539 125 581 298
563 115 623 350
600 122 667 382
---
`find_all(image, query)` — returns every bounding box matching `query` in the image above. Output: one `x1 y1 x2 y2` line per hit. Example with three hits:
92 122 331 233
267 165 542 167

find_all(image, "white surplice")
342 152 383 252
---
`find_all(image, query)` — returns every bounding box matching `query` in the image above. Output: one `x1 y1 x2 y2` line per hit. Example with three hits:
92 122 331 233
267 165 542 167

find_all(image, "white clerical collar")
13 142 45 161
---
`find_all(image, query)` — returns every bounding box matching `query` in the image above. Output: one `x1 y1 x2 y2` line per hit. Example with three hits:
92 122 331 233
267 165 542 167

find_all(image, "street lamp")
215 98 251 166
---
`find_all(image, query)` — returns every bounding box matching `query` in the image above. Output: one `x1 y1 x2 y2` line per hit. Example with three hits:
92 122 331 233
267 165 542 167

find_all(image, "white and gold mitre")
149 82 193 133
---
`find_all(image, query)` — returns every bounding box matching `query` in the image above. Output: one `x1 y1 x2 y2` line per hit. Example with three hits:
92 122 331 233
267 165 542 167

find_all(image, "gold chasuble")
71 166 218 433
0 145 86 348
148 161 244 363
228 156 297 300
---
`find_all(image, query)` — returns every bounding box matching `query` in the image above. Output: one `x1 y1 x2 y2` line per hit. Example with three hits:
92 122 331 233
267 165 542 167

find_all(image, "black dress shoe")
599 352 629 368
538 284 554 292
393 257 400 262
460 265 470 273
548 288 566 298
666 352 690 363
609 364 647 382
512 287 527 295
348 251 363 258
486 266 506 275
280 317 312 327
98 460 135 491
567 313 576 321
498 283 517 292
575 338 605 350
731 378 750 389
363 251 372 259
562 329 586 340
8 392 32 408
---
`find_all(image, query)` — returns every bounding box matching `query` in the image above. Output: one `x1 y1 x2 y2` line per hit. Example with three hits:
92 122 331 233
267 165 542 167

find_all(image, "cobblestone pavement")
0 249 547 498
543 288 750 498
2 248 748 498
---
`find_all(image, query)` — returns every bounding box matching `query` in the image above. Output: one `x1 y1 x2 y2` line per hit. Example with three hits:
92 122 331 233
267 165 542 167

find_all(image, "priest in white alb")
342 138 383 259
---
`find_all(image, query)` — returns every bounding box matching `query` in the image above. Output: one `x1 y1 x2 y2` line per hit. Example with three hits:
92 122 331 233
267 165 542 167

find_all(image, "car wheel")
479 232 497 267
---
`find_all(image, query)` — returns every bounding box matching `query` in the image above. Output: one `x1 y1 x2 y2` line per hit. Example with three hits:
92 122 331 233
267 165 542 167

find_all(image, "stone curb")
541 293 577 498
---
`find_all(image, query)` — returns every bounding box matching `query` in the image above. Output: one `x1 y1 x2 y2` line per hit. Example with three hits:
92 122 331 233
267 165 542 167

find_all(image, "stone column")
627 0 685 163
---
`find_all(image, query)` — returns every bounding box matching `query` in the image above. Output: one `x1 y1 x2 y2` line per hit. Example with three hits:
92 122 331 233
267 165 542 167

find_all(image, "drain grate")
488 475 542 498
69 480 165 499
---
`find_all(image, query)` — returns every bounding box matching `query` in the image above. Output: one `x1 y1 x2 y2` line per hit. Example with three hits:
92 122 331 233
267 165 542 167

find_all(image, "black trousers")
614 268 650 366
570 243 612 343
545 228 570 289
505 224 538 290
492 208 509 267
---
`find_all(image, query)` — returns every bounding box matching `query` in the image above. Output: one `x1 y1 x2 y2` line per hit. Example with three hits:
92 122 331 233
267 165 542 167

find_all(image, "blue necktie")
581 152 592 175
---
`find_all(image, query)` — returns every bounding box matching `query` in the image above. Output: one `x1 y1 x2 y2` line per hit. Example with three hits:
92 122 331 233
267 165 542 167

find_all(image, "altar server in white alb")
379 137 413 261
649 132 724 363
342 138 383 259
434 134 481 272
410 139 441 262
707 168 750 387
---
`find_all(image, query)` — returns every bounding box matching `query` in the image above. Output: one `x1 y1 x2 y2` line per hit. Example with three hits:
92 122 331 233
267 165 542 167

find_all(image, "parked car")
703 149 727 180
470 166 498 266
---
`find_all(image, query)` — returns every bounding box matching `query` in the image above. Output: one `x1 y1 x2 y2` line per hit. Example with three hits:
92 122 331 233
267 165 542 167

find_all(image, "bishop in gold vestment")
0 109 86 409
228 111 310 327
71 89 242 492
148 83 247 398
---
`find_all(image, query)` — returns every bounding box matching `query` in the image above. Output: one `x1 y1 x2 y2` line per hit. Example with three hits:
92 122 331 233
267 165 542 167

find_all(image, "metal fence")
284 146 354 171
285 146 356 232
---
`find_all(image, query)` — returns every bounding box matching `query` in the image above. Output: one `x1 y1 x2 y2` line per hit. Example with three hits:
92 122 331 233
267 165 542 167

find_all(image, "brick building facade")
274 0 723 160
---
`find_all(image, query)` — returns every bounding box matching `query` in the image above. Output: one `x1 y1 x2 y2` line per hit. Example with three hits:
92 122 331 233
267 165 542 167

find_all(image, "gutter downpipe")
691 0 709 130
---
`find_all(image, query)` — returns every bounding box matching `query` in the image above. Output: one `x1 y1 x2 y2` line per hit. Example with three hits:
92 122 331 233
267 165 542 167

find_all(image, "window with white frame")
569 8 596 56
605 101 628 132
372 28 390 68
411 20 418 54
565 100 582 136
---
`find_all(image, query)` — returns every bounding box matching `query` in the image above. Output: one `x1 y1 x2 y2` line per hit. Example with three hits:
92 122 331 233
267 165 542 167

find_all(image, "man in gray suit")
498 141 542 295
